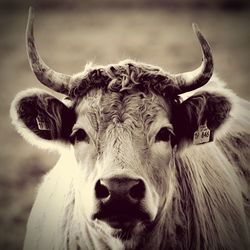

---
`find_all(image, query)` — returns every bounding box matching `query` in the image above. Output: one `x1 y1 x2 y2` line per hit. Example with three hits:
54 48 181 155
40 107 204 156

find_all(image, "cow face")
11 81 231 247
70 88 174 242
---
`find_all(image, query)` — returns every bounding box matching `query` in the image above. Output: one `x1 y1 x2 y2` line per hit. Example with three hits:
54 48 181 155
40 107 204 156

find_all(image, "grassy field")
0 6 249 249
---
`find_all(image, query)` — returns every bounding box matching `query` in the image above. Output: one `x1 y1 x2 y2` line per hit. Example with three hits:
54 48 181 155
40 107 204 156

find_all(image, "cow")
10 7 250 250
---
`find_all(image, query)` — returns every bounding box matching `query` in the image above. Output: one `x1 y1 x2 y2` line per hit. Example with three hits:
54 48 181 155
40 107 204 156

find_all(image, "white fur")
11 71 250 250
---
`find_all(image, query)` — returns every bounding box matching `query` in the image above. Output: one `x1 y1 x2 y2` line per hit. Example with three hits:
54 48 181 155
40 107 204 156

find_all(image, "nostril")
129 180 145 200
95 180 110 199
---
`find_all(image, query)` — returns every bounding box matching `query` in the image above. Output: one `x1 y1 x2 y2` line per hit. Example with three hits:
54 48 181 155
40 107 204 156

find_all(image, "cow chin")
111 221 146 248
93 217 147 247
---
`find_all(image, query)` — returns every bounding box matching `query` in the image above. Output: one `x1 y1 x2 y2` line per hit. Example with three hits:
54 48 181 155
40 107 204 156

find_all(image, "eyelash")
70 129 89 144
155 127 173 142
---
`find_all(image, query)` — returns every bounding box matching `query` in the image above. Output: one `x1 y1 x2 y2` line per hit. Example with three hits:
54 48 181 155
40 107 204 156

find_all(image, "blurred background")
0 0 249 249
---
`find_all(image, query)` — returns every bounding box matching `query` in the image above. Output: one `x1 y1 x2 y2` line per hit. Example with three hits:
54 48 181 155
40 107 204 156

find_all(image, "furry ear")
10 89 75 149
172 91 232 146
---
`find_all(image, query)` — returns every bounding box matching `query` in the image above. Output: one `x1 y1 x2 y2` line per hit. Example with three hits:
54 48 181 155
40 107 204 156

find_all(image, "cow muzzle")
92 176 154 233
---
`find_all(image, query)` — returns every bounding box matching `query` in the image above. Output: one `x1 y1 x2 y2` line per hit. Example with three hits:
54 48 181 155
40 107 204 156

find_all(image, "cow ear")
10 89 75 149
172 91 232 146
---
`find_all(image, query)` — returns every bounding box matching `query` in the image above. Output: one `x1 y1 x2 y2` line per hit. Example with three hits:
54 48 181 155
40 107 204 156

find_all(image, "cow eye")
70 129 89 144
155 127 172 142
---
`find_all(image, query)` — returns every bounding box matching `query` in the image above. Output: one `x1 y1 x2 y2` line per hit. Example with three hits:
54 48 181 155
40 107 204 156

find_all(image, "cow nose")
95 177 145 203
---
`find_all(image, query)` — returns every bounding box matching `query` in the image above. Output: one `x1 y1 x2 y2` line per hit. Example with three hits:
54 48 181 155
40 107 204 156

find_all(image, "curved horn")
174 23 214 94
26 7 71 95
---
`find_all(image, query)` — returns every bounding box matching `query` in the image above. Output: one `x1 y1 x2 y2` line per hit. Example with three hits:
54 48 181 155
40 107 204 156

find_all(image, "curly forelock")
69 60 180 98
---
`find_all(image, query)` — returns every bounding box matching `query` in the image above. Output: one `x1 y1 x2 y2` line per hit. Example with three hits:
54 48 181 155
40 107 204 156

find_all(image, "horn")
26 7 71 95
174 23 214 94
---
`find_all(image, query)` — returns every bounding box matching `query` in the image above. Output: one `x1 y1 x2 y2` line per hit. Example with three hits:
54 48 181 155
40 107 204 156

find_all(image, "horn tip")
192 23 200 34
28 6 35 20
192 23 205 43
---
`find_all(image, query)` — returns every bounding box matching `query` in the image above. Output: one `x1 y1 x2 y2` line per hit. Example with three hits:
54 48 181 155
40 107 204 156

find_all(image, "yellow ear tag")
36 115 50 131
193 123 211 145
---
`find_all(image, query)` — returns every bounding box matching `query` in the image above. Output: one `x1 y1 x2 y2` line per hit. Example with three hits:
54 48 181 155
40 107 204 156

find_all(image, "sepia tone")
0 0 250 249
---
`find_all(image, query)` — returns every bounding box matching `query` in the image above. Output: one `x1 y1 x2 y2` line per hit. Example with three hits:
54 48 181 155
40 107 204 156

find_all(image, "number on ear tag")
193 124 211 145
36 115 50 131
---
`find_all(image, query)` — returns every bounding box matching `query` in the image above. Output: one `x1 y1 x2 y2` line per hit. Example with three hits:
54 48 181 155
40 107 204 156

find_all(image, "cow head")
11 7 232 248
